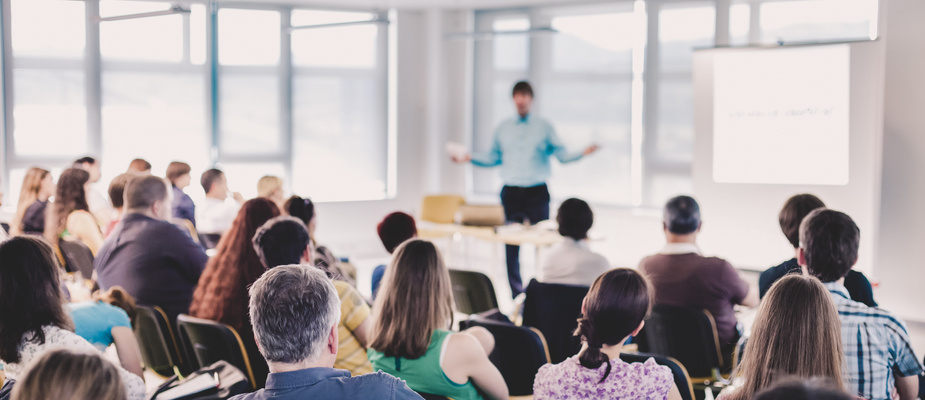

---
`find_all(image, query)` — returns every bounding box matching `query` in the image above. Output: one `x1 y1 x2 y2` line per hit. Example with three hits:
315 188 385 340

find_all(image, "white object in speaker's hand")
445 142 468 159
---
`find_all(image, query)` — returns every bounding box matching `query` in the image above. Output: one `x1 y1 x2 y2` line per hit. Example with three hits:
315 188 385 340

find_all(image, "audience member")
10 167 53 236
799 209 923 400
11 348 127 400
257 175 285 210
0 236 144 399
166 161 196 227
105 173 136 237
534 268 681 400
229 266 421 400
760 194 876 306
126 158 151 174
190 198 280 387
197 168 243 235
44 168 104 255
95 175 208 323
252 216 373 376
368 239 508 400
72 156 112 227
638 195 757 354
537 198 609 286
371 211 417 299
284 195 355 285
719 274 845 400
753 378 855 400
67 286 143 377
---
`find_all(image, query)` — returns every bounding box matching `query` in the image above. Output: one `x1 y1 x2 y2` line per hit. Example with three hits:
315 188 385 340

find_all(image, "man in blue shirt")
454 81 597 297
230 265 421 400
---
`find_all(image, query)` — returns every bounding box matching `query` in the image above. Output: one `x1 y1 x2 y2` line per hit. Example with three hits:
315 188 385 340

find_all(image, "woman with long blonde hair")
10 167 54 236
720 274 847 400
368 239 508 400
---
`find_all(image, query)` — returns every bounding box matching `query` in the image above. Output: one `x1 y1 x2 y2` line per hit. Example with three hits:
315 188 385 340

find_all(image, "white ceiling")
218 0 591 10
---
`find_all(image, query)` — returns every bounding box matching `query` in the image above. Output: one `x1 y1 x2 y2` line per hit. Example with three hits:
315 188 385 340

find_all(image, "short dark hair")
557 198 593 240
377 212 417 254
512 81 534 97
800 209 860 283
200 168 224 193
107 173 137 209
165 161 191 184
124 175 168 211
253 216 310 269
284 195 315 226
663 195 701 235
73 156 96 166
779 194 826 249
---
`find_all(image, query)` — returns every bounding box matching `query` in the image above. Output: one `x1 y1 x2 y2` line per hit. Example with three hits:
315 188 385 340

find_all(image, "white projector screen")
713 45 850 185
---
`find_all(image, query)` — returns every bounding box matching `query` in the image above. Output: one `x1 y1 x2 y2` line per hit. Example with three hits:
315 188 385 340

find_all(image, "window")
760 0 878 44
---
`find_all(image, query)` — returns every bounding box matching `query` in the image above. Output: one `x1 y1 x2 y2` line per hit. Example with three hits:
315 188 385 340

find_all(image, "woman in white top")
0 236 144 400
538 198 610 286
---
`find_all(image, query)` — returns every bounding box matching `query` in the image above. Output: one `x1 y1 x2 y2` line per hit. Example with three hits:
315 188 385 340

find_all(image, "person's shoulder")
347 371 421 399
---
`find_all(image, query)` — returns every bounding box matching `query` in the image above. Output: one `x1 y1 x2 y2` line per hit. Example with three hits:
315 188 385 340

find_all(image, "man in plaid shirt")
799 208 923 400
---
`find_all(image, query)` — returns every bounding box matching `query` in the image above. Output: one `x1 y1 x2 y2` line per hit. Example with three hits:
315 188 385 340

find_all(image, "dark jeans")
500 184 550 298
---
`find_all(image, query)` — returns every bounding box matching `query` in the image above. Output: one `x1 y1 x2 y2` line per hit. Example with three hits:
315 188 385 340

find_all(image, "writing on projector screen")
712 44 850 185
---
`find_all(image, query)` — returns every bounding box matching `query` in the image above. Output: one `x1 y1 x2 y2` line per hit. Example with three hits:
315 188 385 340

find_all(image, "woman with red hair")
189 197 280 387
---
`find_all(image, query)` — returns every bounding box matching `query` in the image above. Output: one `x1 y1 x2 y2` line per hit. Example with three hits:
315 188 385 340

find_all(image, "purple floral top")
534 356 674 399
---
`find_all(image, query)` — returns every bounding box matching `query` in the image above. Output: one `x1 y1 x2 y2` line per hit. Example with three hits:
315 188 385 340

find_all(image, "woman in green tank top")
367 239 508 400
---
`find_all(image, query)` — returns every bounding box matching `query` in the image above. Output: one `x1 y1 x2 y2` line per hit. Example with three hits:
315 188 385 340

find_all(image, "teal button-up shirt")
471 114 584 187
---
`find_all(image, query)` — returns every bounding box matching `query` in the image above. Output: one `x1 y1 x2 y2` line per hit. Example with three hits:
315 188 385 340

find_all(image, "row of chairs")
449 269 733 400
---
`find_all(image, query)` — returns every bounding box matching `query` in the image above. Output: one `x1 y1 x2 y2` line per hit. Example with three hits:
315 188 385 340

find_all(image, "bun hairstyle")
285 195 315 226
574 268 652 382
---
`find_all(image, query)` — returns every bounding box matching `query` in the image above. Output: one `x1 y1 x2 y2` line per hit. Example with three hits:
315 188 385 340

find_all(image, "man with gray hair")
230 266 421 400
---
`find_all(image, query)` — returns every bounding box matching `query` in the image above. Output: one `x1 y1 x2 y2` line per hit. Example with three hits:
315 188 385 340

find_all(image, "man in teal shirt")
454 81 597 297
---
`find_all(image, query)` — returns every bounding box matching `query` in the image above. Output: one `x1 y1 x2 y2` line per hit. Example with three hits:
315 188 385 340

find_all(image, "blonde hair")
725 274 845 400
257 175 283 199
10 167 50 236
369 239 454 358
11 348 126 400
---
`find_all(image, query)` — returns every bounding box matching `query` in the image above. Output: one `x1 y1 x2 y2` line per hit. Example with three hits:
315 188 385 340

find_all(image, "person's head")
124 175 171 221
72 156 100 183
257 176 284 204
575 268 651 382
557 198 594 241
798 209 860 283
200 168 227 197
45 168 91 242
753 378 855 400
370 239 453 359
11 167 52 235
249 265 341 370
779 194 826 249
727 274 844 400
0 236 72 364
165 161 192 189
93 286 137 325
663 195 701 238
377 212 417 254
512 81 534 117
283 195 316 237
11 348 126 400
127 158 152 174
107 173 137 212
253 216 311 269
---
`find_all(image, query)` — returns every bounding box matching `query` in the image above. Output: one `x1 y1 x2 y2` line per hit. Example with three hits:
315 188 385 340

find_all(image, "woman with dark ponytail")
533 268 682 399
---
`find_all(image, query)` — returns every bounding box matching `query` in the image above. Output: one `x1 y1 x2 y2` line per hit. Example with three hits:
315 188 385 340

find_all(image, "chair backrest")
176 314 257 389
58 239 94 280
635 305 723 379
171 218 201 244
448 269 499 315
133 305 185 377
416 393 452 400
522 279 589 364
620 352 696 400
199 233 222 250
420 195 465 224
465 317 551 396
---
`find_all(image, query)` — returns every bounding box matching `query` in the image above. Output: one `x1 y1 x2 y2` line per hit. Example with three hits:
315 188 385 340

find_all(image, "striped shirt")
333 281 374 376
825 282 923 400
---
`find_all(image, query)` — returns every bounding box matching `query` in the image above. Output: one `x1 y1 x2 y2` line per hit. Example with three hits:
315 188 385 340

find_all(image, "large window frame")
0 0 394 202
